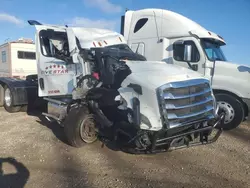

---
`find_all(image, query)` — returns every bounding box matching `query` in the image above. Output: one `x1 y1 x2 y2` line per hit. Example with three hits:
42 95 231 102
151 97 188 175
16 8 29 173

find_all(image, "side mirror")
184 45 192 62
49 40 55 56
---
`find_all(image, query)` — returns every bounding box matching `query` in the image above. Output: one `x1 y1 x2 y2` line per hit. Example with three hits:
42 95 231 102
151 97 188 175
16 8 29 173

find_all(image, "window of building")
2 51 6 63
134 18 148 33
173 40 200 62
17 51 36 60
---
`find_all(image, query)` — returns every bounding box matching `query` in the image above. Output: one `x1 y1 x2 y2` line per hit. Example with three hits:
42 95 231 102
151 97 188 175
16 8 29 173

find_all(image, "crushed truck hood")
123 60 206 90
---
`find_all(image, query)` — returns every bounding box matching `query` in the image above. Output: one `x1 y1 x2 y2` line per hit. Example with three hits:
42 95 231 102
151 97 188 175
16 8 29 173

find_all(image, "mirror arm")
186 61 193 70
186 61 197 71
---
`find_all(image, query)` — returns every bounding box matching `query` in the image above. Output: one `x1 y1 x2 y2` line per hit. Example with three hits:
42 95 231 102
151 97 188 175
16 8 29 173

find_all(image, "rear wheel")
215 93 244 130
3 86 21 113
64 106 97 147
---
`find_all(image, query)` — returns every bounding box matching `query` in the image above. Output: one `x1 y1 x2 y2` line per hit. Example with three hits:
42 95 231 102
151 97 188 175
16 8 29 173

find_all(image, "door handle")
39 78 44 90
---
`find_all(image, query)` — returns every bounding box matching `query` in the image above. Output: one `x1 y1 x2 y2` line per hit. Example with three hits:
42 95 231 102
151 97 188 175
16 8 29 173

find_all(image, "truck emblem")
41 64 68 75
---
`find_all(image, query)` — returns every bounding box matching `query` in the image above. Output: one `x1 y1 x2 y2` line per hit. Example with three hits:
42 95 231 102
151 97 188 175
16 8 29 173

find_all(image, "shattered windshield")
201 39 227 61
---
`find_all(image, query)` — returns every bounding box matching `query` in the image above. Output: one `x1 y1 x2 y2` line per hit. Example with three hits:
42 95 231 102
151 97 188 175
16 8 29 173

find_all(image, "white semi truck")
0 20 225 153
120 8 250 130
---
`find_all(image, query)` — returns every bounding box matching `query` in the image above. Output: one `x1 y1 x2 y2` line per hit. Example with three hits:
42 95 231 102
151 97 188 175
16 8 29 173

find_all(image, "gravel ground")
0 108 249 188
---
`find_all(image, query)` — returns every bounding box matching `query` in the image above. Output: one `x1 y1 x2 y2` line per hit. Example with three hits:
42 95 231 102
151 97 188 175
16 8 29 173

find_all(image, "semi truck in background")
0 38 38 112
0 20 225 153
120 8 250 130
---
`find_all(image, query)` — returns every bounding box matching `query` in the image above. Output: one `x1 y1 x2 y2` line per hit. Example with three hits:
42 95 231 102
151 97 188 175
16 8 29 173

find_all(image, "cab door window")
39 30 69 58
173 40 200 62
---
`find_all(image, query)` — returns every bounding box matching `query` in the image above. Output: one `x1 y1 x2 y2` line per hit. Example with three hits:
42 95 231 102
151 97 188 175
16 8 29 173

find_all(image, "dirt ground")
0 108 249 188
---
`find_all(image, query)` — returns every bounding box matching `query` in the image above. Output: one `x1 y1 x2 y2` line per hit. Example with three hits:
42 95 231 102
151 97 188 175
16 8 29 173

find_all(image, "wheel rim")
4 88 11 107
217 101 235 124
79 115 97 143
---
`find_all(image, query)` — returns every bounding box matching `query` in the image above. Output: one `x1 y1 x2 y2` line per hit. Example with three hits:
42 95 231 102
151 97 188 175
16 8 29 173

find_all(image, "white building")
0 38 37 79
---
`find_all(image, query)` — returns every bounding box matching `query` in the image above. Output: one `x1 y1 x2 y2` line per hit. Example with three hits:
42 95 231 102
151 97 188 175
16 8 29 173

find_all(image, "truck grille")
157 78 215 129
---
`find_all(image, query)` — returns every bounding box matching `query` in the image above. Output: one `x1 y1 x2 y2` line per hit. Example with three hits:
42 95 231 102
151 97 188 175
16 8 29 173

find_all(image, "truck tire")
215 93 244 130
3 86 21 113
64 106 97 147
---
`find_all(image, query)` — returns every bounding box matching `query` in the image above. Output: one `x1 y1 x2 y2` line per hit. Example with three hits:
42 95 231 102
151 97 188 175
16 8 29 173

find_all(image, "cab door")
35 25 81 97
169 37 206 76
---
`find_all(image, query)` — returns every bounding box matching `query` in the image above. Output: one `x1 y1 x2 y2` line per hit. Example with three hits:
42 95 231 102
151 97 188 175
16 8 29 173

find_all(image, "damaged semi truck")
120 8 250 130
0 20 225 153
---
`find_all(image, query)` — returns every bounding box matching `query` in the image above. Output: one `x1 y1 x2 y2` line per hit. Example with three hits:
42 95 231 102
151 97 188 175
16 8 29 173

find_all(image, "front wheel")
3 86 21 113
215 93 244 130
64 106 98 147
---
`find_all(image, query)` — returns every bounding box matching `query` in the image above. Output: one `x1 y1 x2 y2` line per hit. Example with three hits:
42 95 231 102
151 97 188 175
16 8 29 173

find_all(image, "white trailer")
0 38 37 79
121 8 250 130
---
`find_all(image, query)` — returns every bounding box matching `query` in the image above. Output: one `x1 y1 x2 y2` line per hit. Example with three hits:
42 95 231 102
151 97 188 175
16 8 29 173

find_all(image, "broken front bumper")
149 113 225 153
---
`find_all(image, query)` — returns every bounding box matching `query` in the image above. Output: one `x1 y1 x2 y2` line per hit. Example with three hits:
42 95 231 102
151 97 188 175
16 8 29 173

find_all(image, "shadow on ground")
0 157 30 188
26 111 92 188
225 124 250 143
26 109 125 153
28 110 68 145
